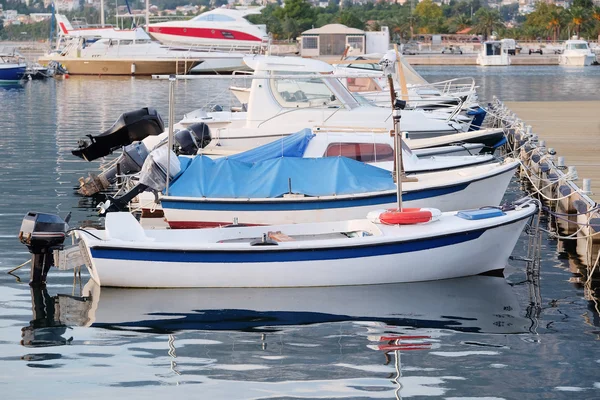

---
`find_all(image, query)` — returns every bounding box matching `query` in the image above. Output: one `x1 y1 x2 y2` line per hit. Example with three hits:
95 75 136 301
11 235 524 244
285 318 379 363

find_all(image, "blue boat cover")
168 156 395 198
227 129 315 163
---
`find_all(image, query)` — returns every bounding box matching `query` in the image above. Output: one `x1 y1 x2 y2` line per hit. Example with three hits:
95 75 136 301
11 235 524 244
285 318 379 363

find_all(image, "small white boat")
476 40 511 66
76 200 536 288
559 39 596 66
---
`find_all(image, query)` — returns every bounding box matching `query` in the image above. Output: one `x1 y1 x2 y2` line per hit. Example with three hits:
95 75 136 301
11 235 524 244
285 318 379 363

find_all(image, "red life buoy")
379 208 433 225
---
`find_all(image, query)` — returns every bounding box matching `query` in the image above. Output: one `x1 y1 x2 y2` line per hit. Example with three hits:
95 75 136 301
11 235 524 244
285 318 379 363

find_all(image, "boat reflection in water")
22 275 530 397
25 275 529 336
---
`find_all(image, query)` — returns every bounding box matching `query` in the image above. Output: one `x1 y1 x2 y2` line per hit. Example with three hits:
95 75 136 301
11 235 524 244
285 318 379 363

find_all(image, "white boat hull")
79 205 536 288
559 54 595 66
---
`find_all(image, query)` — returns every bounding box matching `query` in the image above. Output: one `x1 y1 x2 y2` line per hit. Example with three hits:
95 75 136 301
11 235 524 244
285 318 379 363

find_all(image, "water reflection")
65 275 529 334
0 81 24 91
18 276 532 397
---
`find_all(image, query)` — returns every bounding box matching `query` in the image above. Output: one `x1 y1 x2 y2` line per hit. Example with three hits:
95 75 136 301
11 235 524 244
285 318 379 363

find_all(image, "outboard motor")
19 212 70 286
174 123 211 154
72 108 164 161
78 142 150 196
98 146 181 213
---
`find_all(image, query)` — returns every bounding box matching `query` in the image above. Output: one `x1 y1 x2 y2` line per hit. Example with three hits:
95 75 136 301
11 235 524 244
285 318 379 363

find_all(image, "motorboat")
559 38 596 66
148 8 268 49
0 50 26 82
66 197 536 288
172 56 502 153
39 33 207 75
476 40 511 66
55 13 143 41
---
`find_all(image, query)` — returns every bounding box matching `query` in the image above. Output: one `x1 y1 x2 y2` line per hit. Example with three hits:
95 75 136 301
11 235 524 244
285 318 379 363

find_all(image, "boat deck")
505 101 600 203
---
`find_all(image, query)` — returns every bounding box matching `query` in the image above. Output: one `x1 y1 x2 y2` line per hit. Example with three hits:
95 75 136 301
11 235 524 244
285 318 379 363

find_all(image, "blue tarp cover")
168 156 395 198
227 129 315 163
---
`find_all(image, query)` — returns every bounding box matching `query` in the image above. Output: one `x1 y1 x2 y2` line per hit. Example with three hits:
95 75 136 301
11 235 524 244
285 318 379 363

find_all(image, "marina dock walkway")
505 101 600 203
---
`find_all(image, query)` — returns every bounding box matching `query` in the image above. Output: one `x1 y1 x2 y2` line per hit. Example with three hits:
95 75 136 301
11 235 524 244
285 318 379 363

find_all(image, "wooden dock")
505 101 600 203
490 99 600 282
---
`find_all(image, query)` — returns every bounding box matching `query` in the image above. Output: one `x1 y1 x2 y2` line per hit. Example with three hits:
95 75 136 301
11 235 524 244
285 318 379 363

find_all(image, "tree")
282 17 300 40
339 10 363 29
473 8 504 40
546 8 563 42
567 6 588 37
451 14 471 33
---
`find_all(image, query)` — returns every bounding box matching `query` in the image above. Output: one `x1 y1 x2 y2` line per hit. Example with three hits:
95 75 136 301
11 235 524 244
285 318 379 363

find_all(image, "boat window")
346 77 381 93
191 14 236 22
270 75 342 108
324 143 394 162
568 43 588 50
486 42 501 56
221 31 235 39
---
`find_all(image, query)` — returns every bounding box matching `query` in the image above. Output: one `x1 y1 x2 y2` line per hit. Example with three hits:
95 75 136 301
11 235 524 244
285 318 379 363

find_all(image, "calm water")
1 67 600 399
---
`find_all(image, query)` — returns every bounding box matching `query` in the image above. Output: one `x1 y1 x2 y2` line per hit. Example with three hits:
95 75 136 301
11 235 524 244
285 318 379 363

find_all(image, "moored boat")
73 200 536 288
559 38 596 66
0 52 26 82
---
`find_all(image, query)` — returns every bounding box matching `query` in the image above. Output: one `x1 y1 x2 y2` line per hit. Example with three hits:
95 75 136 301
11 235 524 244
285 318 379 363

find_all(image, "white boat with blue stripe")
159 153 519 228
77 200 537 288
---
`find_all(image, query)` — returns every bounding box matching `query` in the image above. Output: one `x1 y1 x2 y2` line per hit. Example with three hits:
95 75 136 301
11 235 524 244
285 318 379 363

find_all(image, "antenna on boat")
166 74 176 196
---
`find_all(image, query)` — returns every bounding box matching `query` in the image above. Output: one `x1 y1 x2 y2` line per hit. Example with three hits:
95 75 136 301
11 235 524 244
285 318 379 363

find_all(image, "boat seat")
268 231 295 242
105 212 153 242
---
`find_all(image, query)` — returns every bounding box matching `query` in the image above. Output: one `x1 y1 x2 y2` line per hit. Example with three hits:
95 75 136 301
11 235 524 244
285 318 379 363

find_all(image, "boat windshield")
567 43 588 50
191 13 237 22
269 73 362 109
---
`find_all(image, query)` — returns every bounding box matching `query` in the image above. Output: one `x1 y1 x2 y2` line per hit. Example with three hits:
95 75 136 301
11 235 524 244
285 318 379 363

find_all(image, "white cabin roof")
243 56 334 73
302 24 364 35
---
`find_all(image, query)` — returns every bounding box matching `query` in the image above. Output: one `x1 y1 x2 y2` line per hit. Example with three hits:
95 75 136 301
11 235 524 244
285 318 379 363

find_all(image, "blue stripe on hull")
90 228 485 263
161 183 469 212
0 66 26 81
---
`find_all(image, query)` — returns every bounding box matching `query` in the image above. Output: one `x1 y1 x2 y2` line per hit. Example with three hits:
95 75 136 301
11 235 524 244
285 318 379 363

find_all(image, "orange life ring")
379 208 433 225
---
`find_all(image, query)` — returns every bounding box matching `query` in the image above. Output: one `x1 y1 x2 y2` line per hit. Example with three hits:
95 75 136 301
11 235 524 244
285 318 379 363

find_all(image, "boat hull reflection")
72 275 528 334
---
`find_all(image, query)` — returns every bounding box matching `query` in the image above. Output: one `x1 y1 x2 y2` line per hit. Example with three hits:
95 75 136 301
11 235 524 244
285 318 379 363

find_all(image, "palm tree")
592 6 600 34
453 14 472 32
473 8 504 40
567 6 588 38
546 8 562 42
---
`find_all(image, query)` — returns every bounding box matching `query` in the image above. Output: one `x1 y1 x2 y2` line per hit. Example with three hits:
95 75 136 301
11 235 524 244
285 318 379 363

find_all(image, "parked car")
529 48 543 55
441 46 463 54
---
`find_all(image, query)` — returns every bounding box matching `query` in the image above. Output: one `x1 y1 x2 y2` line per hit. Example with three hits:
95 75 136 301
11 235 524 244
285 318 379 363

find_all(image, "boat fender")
367 208 441 225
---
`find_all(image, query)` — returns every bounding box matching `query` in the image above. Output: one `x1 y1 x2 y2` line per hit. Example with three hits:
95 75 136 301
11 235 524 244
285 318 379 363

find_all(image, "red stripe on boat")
148 26 261 42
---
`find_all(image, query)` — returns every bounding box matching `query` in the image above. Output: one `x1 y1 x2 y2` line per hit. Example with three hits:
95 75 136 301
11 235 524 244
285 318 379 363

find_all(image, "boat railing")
411 77 476 96
163 40 267 56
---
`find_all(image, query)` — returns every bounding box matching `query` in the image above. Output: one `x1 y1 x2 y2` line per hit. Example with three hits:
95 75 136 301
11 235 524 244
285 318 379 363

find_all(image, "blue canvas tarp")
226 129 315 163
168 156 395 198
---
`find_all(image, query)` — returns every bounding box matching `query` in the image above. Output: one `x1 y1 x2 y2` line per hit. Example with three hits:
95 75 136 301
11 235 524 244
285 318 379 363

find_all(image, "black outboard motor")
173 123 211 155
72 108 164 161
78 142 150 196
19 212 69 286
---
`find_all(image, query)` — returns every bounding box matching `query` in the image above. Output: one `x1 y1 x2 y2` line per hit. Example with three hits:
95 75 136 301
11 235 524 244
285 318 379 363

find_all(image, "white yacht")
148 8 268 50
559 38 596 66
